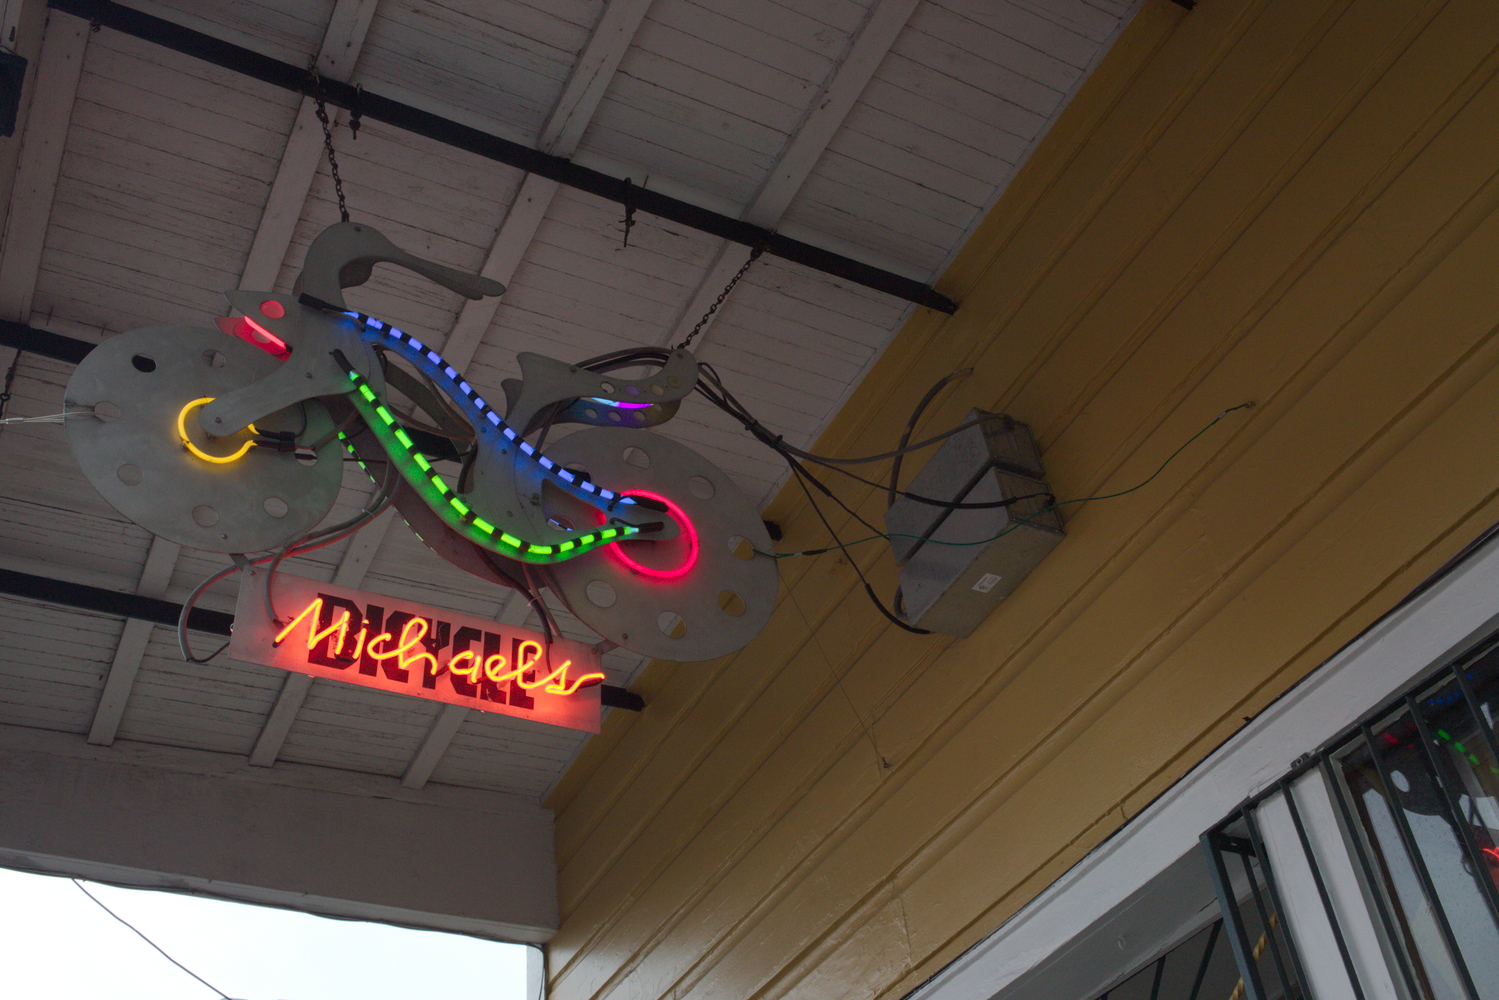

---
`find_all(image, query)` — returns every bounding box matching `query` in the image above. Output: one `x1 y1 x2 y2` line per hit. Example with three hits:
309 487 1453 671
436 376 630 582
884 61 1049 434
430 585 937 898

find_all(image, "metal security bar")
1203 636 1499 1000
1200 825 1308 1000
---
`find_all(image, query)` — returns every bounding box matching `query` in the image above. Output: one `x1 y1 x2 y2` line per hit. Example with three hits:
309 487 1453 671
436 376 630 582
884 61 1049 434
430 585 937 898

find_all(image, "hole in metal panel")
657 611 686 639
586 580 617 608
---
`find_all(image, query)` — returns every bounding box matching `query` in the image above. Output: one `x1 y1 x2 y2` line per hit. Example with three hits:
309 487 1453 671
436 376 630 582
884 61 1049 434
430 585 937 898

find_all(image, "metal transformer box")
885 410 1063 637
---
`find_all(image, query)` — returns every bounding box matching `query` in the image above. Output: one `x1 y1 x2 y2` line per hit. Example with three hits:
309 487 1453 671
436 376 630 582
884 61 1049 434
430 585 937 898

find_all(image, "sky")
0 866 530 1000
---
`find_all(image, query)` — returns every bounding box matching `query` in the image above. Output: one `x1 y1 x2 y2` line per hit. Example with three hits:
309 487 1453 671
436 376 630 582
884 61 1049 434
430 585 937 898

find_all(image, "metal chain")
676 245 764 351
310 78 350 223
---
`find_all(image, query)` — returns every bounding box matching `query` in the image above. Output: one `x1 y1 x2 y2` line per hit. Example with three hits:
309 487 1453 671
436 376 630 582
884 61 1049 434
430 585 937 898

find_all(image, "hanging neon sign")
229 570 605 732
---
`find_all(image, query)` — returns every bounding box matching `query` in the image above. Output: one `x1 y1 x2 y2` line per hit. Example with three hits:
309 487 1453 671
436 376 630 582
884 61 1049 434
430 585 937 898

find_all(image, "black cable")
764 402 1254 559
790 464 931 635
889 368 971 507
693 363 1031 510
783 451 885 539
477 547 554 647
72 880 231 999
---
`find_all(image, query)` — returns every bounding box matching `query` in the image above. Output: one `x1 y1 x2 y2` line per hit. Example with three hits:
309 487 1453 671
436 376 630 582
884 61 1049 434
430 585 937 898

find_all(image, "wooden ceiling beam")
400 0 656 789
215 0 382 769
86 534 180 746
247 505 395 768
662 0 924 351
238 0 379 290
46 0 956 313
440 0 655 368
0 10 86 322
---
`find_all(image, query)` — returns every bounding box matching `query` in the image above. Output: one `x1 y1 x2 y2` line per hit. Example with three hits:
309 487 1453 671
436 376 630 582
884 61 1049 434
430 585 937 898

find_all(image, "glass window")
1338 646 1499 1000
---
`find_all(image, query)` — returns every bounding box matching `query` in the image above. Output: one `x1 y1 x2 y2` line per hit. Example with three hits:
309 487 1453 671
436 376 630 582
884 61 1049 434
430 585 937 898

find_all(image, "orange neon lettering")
363 632 396 657
448 649 479 680
366 617 428 661
483 654 515 683
275 598 601 702
548 670 607 696
273 598 352 656
348 627 368 662
517 660 572 691
398 618 438 677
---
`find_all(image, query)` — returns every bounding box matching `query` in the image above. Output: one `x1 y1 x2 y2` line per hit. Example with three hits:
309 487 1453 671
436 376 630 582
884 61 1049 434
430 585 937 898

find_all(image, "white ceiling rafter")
0 0 1138 802
440 0 658 369
68 0 383 769
0 11 87 322
660 0 923 353
256 0 659 786
247 507 395 767
238 0 381 291
85 533 179 745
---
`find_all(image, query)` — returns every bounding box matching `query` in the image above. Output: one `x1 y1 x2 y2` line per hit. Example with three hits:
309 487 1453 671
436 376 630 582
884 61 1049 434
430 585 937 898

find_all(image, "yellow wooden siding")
546 2 1499 1000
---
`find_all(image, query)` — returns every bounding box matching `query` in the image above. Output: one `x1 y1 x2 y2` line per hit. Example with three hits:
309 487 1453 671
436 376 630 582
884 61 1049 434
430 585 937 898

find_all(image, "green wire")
760 402 1253 559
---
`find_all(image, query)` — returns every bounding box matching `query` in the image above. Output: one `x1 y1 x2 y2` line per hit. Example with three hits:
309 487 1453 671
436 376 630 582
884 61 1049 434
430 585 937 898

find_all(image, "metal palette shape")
539 428 778 662
64 326 343 553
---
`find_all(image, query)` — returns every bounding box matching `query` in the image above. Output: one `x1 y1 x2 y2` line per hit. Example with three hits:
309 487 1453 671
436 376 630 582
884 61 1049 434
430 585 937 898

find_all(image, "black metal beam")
0 567 234 633
0 568 645 711
0 319 94 364
47 0 958 315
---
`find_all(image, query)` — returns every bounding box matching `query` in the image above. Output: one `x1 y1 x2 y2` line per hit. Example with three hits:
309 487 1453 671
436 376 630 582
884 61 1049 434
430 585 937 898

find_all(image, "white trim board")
907 530 1499 1000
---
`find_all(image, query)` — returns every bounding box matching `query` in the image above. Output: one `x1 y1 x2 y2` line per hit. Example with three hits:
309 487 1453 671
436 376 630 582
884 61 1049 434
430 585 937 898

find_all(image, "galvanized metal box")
885 411 1063 637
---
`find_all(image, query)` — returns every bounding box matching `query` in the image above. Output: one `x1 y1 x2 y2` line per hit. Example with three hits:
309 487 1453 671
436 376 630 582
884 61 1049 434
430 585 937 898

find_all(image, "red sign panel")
230 569 603 733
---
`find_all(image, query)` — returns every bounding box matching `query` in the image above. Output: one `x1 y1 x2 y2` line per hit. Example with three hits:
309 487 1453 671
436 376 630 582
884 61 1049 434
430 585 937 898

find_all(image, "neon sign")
229 570 605 732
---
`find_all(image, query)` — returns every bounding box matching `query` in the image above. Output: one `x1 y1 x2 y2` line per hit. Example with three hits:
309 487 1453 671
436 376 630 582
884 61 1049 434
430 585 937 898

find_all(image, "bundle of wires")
177 431 401 663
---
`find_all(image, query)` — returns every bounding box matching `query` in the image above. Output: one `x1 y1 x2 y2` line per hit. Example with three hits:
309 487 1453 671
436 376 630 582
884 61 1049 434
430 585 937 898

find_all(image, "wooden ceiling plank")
238 0 380 290
401 703 468 788
661 0 923 350
247 504 396 769
0 12 88 322
233 0 384 768
440 0 655 370
85 533 181 746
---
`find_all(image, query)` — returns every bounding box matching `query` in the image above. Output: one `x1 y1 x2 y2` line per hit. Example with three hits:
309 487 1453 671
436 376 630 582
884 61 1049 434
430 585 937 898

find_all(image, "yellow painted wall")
546 2 1499 1000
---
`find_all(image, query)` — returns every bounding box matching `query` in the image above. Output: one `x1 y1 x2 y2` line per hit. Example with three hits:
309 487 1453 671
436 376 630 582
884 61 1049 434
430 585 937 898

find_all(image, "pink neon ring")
607 490 698 579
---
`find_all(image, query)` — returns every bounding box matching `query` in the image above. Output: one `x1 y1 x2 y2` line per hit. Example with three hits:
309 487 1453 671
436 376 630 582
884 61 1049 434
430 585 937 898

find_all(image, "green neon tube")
342 368 641 565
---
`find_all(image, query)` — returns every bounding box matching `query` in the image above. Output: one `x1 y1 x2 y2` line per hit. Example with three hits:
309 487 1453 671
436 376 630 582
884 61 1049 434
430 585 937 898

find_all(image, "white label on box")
972 572 1002 594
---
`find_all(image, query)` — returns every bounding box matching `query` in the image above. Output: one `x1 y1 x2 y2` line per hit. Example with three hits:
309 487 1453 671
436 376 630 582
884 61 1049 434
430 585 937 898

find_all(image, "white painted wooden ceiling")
0 0 1137 800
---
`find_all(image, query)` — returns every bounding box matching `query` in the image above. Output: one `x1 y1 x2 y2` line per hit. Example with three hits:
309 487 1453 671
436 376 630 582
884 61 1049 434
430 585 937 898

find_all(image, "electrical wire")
477 547 555 647
693 363 1037 510
790 464 930 635
178 430 402 661
760 402 1254 560
72 879 231 1000
889 368 971 507
262 437 400 624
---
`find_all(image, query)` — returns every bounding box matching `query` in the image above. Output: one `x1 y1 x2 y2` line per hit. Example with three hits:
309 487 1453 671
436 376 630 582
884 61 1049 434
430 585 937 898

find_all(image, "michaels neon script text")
273 595 605 700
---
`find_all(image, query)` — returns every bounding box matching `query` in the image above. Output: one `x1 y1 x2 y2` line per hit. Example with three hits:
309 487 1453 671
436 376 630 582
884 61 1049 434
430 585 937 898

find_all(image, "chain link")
309 70 350 223
676 245 764 351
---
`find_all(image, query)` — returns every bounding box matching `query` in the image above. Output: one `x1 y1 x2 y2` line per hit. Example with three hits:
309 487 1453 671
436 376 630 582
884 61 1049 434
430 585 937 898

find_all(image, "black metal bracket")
1210 832 1256 856
0 318 95 364
0 567 645 711
46 0 958 315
